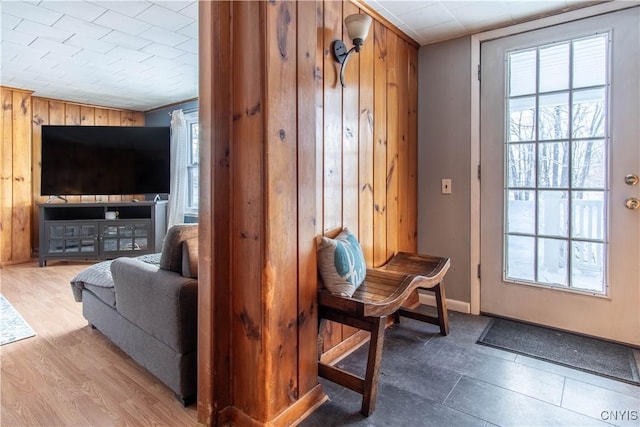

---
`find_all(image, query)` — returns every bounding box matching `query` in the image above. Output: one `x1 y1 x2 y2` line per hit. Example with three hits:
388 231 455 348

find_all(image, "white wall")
417 36 472 303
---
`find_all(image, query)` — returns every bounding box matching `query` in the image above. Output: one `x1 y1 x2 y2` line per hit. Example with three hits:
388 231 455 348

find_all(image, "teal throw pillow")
317 228 367 297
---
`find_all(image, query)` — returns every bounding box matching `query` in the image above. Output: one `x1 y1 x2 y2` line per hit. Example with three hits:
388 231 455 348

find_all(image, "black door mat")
477 318 640 385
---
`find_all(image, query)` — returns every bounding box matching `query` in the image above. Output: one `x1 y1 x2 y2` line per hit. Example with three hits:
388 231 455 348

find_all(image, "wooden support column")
197 1 229 424
198 1 324 425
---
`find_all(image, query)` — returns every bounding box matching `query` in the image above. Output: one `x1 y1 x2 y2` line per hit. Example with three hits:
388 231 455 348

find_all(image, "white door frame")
468 1 638 315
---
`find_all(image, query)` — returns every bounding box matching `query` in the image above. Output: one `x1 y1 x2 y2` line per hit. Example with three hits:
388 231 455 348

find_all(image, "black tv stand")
38 200 167 267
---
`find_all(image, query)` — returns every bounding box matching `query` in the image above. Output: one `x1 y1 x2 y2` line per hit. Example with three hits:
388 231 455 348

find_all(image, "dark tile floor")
300 312 640 427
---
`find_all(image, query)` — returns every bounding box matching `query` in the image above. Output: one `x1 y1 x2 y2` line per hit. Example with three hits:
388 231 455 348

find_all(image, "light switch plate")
441 179 452 194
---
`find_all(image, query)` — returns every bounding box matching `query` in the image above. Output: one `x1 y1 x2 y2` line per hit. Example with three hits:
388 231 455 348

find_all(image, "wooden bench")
317 252 450 416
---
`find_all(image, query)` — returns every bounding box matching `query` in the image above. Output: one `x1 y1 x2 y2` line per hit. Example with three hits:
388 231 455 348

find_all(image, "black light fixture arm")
332 38 364 88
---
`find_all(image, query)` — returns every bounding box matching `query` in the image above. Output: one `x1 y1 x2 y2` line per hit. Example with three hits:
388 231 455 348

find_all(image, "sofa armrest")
110 257 197 353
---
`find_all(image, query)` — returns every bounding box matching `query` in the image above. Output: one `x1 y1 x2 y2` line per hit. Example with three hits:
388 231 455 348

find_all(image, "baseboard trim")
218 384 327 427
419 293 470 314
271 383 328 427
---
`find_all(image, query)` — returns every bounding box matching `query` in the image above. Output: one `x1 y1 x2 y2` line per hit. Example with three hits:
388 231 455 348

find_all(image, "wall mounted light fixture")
332 14 373 88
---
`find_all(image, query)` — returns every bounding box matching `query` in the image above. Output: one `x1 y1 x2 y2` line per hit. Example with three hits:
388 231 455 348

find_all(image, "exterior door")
480 8 639 345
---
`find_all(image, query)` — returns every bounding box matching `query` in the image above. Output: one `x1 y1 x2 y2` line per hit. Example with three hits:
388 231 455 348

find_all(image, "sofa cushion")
181 237 198 279
159 224 198 275
70 259 115 304
84 284 117 307
70 253 161 304
317 228 367 297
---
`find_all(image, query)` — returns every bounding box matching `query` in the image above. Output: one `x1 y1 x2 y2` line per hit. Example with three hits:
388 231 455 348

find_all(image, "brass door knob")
625 198 640 210
625 174 639 186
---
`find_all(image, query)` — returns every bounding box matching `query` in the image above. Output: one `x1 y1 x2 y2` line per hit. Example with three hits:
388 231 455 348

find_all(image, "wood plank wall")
317 1 419 354
198 1 418 425
0 88 32 265
200 3 324 423
0 86 145 265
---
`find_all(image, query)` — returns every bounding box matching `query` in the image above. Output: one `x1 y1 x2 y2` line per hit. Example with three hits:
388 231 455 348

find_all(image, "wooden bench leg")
394 281 449 336
317 318 328 360
361 316 386 416
393 311 401 324
434 282 449 336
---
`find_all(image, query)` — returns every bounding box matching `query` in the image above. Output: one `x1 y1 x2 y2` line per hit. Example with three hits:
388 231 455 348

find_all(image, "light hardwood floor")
1 261 197 427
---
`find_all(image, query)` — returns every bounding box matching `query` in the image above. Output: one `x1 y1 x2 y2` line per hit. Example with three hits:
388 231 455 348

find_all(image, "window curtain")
167 109 187 228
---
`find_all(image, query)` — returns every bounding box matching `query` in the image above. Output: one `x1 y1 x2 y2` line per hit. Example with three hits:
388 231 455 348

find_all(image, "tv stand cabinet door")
100 220 152 256
40 221 99 266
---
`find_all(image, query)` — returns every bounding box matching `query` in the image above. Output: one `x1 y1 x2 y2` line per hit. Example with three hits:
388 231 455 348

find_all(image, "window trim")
184 110 199 216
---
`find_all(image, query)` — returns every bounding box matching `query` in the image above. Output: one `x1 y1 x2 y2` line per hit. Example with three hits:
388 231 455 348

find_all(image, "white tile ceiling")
0 0 611 112
1 0 197 111
363 0 603 46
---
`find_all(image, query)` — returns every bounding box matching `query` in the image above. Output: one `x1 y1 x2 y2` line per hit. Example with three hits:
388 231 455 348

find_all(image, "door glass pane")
539 43 569 92
135 238 148 250
103 240 117 252
538 191 568 237
539 93 569 140
508 96 536 141
572 140 605 189
572 191 605 240
65 226 79 237
573 35 607 88
537 238 568 286
507 190 535 234
507 144 536 187
81 239 95 252
121 238 134 250
66 239 79 252
509 49 536 96
134 226 147 237
81 225 95 237
571 241 604 291
50 240 64 253
572 88 605 138
538 142 568 188
50 225 64 238
507 235 535 281
122 227 133 238
505 33 609 294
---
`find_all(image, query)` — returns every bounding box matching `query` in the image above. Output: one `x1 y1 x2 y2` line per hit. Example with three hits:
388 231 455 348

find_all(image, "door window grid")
504 33 609 294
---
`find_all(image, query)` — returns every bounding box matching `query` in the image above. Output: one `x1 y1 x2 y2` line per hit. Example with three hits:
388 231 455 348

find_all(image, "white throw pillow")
317 228 367 297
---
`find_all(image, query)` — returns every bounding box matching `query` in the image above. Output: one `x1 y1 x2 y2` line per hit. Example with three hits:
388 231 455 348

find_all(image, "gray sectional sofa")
70 224 198 405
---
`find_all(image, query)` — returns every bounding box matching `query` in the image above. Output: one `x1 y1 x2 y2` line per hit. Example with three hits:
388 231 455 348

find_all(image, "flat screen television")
41 125 170 197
